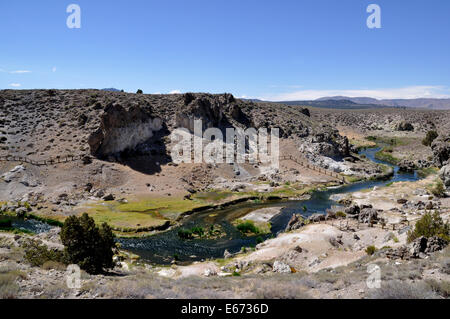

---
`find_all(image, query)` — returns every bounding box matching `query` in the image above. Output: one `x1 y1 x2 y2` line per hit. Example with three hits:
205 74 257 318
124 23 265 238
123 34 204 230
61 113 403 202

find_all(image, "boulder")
344 205 360 215
439 164 450 188
395 121 414 131
308 213 326 223
223 249 233 259
431 134 450 168
358 208 378 224
285 214 306 232
409 236 448 258
103 194 115 201
398 159 416 173
272 261 292 273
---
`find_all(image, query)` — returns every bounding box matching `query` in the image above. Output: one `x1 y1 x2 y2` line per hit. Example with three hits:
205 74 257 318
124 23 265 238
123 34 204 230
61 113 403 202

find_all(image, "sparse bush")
236 221 260 235
178 229 193 240
0 217 12 229
336 211 347 218
251 280 311 299
407 211 450 243
42 260 67 271
0 273 19 299
422 130 438 146
426 279 450 298
367 280 438 299
60 213 115 274
366 245 377 255
136 89 143 94
22 239 65 267
428 179 446 198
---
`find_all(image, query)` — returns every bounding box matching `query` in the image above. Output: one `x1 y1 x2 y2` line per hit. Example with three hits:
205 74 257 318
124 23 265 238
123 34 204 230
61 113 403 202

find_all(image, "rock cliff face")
0 89 351 163
431 134 450 167
174 94 230 133
88 103 163 157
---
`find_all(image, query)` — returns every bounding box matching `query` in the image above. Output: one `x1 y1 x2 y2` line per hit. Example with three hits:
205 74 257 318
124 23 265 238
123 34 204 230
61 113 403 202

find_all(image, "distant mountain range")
102 88 122 92
315 96 450 109
242 96 450 110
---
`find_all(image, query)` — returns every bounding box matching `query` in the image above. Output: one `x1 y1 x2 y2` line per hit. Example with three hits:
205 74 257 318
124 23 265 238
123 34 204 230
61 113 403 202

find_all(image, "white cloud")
261 86 450 101
10 70 31 74
52 67 57 73
169 90 181 94
9 83 21 87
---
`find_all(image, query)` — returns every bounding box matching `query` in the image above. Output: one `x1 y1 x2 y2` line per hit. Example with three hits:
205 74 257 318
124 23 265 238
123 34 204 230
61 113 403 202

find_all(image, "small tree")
60 213 115 274
136 89 143 94
422 130 438 146
407 211 450 243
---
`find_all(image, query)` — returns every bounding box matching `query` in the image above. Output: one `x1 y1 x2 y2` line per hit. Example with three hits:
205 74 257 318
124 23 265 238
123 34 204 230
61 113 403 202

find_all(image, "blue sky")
1 0 449 100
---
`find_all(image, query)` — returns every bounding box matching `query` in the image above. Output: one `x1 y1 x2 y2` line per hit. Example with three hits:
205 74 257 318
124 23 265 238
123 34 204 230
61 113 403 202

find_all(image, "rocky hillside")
0 90 349 161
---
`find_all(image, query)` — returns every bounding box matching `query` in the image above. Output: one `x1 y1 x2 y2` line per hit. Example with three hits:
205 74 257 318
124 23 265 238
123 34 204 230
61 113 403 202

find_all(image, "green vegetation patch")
407 211 450 243
233 219 271 236
375 147 400 165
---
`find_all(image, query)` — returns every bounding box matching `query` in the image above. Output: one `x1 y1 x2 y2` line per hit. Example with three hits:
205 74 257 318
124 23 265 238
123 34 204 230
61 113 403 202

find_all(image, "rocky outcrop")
398 159 416 173
409 236 448 258
386 236 448 260
431 134 450 167
272 261 292 273
285 214 306 232
301 129 350 160
88 103 163 157
439 164 450 189
175 94 233 132
395 121 414 131
358 208 379 224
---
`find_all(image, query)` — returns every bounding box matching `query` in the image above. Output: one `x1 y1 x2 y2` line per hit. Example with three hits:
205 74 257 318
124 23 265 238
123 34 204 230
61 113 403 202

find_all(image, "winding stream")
9 147 419 265
118 147 419 264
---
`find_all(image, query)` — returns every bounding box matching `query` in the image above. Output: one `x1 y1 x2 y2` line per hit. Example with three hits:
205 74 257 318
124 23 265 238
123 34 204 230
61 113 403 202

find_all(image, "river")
9 147 418 265
117 147 418 264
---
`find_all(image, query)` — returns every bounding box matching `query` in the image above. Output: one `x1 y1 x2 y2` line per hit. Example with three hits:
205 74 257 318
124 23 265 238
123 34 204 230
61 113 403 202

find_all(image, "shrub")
366 245 377 255
336 211 347 218
136 89 143 94
426 279 450 298
178 229 193 240
0 217 12 229
367 280 438 299
0 273 19 299
407 211 450 243
236 221 260 235
422 130 438 146
42 260 67 271
22 239 65 267
60 213 116 274
428 179 446 198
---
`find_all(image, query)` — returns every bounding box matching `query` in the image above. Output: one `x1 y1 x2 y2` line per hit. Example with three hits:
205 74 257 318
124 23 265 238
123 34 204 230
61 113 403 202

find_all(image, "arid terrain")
1 90 449 299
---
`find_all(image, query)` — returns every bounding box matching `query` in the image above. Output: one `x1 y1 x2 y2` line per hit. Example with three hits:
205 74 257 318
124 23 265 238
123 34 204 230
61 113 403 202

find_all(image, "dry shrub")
367 280 438 299
249 280 312 299
425 279 450 298
0 273 20 299
42 260 67 271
